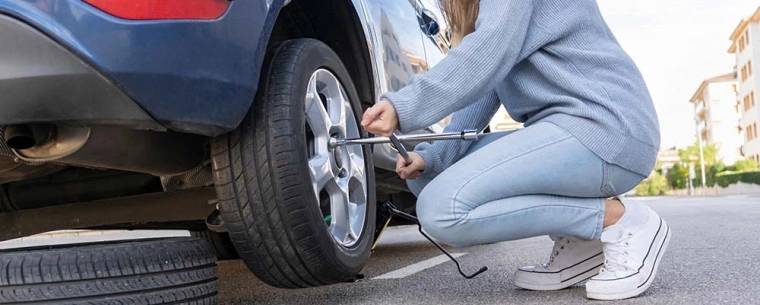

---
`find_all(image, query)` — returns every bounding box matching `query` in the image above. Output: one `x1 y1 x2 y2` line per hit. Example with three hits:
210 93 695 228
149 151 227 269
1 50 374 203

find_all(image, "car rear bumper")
0 14 163 130
0 1 282 136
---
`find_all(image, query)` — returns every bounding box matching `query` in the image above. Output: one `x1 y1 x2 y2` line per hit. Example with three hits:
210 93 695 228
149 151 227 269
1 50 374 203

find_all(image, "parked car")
0 0 450 303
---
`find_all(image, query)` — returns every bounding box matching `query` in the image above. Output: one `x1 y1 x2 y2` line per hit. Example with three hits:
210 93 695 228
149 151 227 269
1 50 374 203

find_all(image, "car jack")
378 201 488 279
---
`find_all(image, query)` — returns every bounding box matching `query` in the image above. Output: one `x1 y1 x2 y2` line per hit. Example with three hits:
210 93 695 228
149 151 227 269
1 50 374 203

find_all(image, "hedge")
715 171 760 188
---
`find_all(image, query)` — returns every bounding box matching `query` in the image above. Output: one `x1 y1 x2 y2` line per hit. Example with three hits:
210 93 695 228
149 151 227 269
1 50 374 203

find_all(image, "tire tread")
0 238 218 304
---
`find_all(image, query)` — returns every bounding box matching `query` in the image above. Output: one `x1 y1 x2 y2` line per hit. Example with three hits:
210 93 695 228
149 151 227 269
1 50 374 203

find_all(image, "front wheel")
211 39 376 288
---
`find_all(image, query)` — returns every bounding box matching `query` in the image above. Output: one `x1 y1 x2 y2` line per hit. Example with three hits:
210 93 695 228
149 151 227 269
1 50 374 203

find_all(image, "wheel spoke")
327 86 348 132
348 152 365 182
304 76 330 139
347 200 362 241
308 155 333 196
329 178 351 243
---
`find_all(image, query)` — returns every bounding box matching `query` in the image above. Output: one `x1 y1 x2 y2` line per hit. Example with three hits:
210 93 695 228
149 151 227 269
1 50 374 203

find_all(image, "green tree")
678 142 719 167
733 159 759 171
666 163 689 189
635 172 667 196
678 142 724 187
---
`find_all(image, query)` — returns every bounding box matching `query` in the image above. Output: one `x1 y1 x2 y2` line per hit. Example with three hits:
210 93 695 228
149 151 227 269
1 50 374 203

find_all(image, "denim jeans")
407 122 645 247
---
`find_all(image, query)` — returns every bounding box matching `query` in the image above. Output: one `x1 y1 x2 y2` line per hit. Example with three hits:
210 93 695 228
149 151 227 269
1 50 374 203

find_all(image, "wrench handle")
389 133 412 165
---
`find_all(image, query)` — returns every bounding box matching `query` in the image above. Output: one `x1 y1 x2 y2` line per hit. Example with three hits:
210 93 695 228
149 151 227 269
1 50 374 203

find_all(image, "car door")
417 0 450 67
363 0 434 169
371 0 430 92
415 0 452 129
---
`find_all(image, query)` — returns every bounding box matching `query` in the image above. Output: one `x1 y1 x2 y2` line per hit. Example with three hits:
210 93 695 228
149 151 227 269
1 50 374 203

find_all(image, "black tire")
0 238 218 305
190 230 240 260
211 38 376 288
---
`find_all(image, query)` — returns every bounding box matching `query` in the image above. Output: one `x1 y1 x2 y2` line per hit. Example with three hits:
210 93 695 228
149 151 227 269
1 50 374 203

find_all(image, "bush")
716 171 760 188
691 163 725 188
666 163 689 189
635 172 667 196
733 159 759 172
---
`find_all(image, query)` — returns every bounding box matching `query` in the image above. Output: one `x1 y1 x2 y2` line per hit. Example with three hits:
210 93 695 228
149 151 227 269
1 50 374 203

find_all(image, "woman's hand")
396 152 425 180
361 99 399 136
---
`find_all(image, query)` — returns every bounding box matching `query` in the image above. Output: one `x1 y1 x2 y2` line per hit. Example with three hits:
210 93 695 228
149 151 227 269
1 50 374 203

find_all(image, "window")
748 124 754 141
746 30 750 45
740 37 746 52
744 95 751 112
741 66 746 81
749 60 754 76
753 92 756 108
748 123 758 141
751 124 754 141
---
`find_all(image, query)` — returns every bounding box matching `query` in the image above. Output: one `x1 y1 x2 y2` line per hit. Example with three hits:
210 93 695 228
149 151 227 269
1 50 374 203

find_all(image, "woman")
361 0 670 301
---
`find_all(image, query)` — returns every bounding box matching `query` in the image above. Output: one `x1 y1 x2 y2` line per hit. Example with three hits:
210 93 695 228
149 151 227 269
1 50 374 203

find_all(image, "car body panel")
355 0 435 169
0 0 446 172
0 0 283 136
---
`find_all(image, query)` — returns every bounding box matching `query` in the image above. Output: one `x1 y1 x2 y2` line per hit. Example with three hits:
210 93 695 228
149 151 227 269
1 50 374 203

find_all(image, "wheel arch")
266 0 380 110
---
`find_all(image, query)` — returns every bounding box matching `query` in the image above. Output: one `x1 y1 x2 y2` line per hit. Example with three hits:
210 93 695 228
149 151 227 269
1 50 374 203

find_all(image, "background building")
728 7 760 162
657 147 681 174
688 73 743 165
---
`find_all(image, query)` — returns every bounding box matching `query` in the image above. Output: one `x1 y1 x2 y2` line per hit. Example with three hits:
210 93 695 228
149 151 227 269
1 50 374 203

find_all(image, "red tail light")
83 0 230 20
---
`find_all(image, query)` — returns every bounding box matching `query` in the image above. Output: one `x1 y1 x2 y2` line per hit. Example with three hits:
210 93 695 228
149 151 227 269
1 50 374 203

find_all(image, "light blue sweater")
382 0 660 177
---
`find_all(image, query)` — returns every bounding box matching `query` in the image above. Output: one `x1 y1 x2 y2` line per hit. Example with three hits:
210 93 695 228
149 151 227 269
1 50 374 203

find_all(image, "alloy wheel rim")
303 69 367 247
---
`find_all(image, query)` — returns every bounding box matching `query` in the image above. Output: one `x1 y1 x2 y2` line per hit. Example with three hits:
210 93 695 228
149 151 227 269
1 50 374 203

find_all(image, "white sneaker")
586 207 672 300
514 236 604 290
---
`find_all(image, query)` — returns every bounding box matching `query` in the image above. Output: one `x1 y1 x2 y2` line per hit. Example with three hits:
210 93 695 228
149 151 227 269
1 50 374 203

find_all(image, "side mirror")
420 8 440 36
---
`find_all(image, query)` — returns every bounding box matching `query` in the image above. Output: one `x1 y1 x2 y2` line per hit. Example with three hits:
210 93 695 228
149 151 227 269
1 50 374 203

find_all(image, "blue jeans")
407 122 645 247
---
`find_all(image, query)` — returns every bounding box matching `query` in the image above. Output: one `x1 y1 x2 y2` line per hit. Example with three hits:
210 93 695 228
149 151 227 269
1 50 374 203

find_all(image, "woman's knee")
406 177 430 197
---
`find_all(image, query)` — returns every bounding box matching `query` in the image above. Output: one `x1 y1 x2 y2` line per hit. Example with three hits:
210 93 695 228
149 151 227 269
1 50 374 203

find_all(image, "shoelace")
600 231 634 273
541 237 572 268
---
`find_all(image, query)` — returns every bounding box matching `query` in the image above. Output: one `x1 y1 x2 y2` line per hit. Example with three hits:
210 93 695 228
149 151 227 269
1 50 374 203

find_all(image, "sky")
596 0 760 149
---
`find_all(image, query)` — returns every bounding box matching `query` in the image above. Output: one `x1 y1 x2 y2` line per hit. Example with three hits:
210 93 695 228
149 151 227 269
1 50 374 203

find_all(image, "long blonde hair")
439 0 479 46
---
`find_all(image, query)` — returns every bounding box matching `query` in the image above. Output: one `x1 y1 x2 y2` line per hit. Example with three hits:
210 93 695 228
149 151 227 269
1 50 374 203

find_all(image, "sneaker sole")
514 253 604 291
586 221 671 300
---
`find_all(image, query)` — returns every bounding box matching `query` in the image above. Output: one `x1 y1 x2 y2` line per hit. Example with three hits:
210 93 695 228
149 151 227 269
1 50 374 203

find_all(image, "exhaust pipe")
7 124 205 176
3 124 53 150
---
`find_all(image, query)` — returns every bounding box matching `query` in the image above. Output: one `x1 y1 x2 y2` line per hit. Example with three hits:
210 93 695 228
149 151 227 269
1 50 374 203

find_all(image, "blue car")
0 0 450 302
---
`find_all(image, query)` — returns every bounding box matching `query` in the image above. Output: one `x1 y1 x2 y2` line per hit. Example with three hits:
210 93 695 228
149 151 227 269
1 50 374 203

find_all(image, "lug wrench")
329 130 480 148
332 129 488 279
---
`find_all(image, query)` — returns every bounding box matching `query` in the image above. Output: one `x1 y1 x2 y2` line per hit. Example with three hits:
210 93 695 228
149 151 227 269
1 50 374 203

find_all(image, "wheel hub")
332 137 344 170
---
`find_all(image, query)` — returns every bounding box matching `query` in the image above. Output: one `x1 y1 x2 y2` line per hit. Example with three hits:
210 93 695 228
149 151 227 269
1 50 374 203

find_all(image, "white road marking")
373 253 466 280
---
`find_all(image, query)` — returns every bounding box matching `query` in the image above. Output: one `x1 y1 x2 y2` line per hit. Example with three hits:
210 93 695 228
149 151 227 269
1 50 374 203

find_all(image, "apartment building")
728 7 760 162
688 73 743 165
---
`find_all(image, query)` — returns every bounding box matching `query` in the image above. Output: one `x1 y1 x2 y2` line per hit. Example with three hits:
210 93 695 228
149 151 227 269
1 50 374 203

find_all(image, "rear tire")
211 38 376 288
0 238 218 305
191 230 240 260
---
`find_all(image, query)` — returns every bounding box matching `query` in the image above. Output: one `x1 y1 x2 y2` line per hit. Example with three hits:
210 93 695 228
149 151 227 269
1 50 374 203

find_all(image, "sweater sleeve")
414 91 500 177
382 0 534 133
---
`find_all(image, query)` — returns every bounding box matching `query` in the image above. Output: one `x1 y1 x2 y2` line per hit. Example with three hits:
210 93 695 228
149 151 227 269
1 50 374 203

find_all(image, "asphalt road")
218 196 760 305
